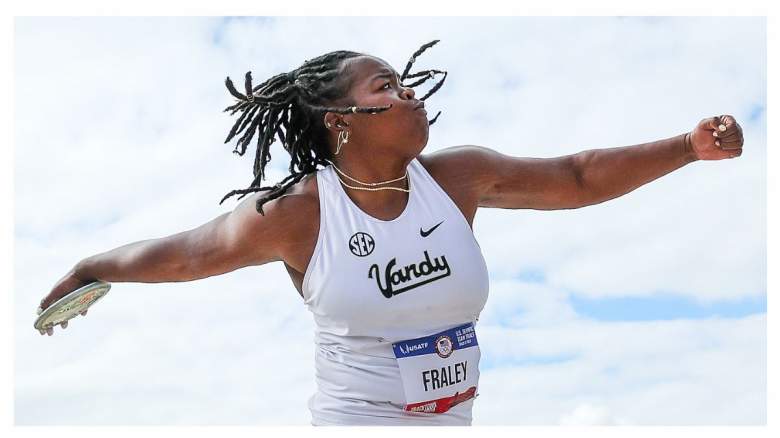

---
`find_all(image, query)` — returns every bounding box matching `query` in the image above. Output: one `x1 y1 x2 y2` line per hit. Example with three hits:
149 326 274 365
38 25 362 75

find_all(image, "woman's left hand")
688 114 744 161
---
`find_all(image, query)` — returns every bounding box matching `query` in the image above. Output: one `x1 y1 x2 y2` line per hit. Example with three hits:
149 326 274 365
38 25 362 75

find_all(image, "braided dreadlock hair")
219 39 448 215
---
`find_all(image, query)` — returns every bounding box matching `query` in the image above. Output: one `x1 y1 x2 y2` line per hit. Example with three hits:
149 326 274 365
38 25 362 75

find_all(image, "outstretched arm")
432 114 744 210
572 131 695 207
569 115 743 207
39 191 294 312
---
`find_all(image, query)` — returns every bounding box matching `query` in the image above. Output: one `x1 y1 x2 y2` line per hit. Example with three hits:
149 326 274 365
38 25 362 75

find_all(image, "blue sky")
497 266 766 320
569 293 766 321
13 15 766 426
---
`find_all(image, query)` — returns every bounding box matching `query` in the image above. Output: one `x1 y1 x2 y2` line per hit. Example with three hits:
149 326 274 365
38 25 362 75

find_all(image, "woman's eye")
382 82 391 89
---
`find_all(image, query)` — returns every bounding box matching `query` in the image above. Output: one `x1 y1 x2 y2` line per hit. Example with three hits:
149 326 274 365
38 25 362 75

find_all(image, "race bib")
392 321 480 413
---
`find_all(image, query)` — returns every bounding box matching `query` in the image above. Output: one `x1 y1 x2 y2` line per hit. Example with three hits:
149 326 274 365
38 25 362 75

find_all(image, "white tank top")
301 156 490 426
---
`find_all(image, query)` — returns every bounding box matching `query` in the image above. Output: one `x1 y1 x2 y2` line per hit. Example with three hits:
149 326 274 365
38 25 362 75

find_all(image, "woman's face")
330 55 430 157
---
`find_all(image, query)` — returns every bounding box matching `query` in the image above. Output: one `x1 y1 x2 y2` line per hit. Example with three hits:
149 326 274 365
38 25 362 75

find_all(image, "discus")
34 281 111 331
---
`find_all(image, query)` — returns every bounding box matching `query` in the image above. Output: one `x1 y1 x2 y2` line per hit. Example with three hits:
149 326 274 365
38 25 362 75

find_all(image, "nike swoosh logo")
420 220 444 237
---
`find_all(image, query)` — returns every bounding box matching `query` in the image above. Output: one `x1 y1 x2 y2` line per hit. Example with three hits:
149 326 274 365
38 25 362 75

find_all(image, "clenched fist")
687 115 744 161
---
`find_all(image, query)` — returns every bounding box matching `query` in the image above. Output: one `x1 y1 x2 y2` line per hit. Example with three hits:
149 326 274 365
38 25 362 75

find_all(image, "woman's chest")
284 155 479 299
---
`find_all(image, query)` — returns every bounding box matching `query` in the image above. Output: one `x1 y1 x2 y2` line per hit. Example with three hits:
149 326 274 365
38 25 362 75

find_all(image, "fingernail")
719 124 727 131
715 140 721 146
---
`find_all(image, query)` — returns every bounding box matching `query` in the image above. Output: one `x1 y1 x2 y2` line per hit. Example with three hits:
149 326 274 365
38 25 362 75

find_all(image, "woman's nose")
402 86 415 99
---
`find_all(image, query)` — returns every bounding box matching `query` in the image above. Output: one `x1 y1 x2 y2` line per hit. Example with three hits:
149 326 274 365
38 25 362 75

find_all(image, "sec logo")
349 231 375 257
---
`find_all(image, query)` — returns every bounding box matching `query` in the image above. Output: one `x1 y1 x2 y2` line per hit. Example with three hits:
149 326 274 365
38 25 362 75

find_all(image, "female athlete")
37 40 745 426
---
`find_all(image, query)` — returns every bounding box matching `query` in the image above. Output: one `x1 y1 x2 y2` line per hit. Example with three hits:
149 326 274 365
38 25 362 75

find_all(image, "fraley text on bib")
392 322 480 413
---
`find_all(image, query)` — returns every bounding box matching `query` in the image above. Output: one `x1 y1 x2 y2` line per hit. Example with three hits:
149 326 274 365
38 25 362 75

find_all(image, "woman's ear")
323 114 335 129
324 114 346 130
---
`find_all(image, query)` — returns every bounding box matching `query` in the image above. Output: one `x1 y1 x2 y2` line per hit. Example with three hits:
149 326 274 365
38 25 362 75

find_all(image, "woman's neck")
329 154 412 207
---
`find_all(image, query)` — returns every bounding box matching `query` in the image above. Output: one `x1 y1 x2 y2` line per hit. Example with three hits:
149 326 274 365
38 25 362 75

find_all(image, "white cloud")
475 314 766 425
559 403 622 425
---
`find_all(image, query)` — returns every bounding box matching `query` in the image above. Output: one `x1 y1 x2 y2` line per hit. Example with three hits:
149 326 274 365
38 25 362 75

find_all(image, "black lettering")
422 370 431 391
432 254 449 273
441 366 451 387
369 251 452 299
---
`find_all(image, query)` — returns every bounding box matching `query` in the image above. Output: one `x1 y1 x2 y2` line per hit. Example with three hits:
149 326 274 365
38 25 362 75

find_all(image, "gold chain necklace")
324 158 410 193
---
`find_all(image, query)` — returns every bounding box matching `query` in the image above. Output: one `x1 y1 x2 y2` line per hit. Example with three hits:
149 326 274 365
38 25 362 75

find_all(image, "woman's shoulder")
417 150 479 230
417 151 471 196
274 170 321 229
270 171 322 265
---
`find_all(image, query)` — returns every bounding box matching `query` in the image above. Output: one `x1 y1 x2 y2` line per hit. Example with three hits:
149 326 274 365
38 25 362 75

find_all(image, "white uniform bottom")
308 390 474 426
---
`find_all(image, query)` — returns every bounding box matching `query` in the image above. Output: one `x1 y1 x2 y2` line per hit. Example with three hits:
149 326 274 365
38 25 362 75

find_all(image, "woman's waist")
308 389 475 425
314 343 406 404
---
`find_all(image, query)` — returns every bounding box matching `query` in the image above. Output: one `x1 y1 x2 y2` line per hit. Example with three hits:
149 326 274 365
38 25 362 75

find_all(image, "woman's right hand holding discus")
37 268 91 336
